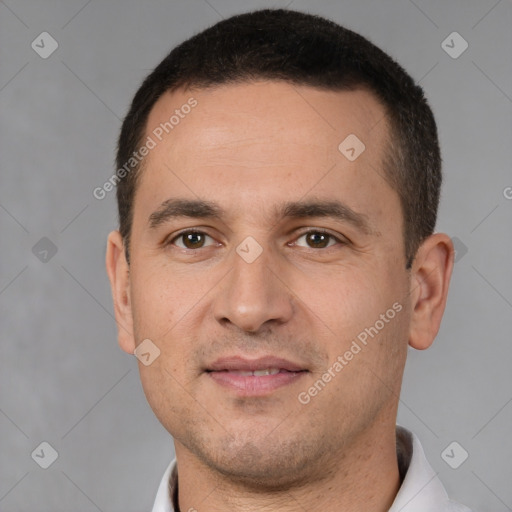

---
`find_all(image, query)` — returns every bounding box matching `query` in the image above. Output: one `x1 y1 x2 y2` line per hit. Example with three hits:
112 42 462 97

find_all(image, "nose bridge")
214 239 293 332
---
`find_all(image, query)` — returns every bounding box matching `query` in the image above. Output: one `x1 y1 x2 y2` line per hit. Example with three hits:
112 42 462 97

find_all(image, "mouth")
205 356 309 396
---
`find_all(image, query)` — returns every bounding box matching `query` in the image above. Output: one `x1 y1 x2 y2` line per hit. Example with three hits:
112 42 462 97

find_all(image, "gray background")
1 0 511 511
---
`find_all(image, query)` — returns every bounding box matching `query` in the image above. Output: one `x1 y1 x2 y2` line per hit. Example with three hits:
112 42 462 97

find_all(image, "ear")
105 230 136 354
408 233 454 350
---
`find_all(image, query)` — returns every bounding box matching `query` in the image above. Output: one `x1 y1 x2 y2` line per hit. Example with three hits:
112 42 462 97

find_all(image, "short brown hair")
116 8 441 268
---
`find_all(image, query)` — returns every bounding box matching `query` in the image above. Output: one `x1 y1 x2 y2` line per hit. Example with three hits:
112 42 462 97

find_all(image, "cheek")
297 261 409 371
129 261 207 339
129 262 216 390
302 268 386 344
138 362 190 437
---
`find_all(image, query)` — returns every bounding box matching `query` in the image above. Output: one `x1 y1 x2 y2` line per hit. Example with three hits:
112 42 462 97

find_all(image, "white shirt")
151 426 473 512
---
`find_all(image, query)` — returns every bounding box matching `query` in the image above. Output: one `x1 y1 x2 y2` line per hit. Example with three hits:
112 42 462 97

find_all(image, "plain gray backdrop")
1 0 511 511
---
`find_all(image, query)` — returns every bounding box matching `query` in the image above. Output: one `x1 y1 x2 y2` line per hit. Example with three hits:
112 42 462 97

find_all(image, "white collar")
389 427 471 511
152 426 472 512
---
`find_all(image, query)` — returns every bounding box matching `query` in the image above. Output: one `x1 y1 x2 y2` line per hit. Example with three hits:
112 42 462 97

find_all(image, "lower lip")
207 370 307 395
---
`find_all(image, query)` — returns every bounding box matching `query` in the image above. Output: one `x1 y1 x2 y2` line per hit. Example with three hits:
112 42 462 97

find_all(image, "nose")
213 244 294 334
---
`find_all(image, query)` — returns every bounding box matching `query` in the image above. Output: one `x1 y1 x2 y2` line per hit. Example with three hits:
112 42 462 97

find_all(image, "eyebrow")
278 199 374 235
148 198 223 229
148 197 375 235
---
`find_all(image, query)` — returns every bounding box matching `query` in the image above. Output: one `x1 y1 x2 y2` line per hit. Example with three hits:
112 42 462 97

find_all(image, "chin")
189 429 333 491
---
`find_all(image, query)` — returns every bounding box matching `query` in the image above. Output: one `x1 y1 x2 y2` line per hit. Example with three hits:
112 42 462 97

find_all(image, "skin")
106 81 454 512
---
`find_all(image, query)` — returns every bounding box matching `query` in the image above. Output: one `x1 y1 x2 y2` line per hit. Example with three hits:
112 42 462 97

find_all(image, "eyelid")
291 228 348 246
166 228 218 249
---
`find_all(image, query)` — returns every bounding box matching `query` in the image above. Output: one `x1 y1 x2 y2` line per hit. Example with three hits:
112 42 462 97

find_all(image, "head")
106 9 453 489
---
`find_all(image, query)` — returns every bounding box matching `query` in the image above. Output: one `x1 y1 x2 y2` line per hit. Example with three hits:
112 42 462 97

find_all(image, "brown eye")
172 231 214 249
295 230 340 249
306 232 330 248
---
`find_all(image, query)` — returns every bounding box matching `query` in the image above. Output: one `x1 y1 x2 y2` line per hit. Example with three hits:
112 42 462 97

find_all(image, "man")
106 8 472 512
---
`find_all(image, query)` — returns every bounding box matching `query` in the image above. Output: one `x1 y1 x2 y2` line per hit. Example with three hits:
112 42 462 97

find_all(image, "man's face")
122 82 413 485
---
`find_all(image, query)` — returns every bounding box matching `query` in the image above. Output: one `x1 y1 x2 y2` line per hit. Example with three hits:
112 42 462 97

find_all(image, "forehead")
144 81 388 167
136 81 398 230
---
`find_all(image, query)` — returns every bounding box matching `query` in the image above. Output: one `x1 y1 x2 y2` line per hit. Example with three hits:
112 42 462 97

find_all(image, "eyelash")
293 229 346 249
167 229 346 251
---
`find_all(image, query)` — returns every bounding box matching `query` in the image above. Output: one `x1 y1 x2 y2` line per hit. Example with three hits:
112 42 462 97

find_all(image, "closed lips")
205 356 309 395
205 356 308 374
213 368 302 376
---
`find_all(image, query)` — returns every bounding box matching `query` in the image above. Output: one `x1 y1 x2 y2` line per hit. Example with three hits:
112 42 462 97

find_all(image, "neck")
174 418 400 512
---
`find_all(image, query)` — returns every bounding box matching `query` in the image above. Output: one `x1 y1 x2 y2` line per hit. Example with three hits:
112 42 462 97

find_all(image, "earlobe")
105 231 136 354
408 233 454 350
